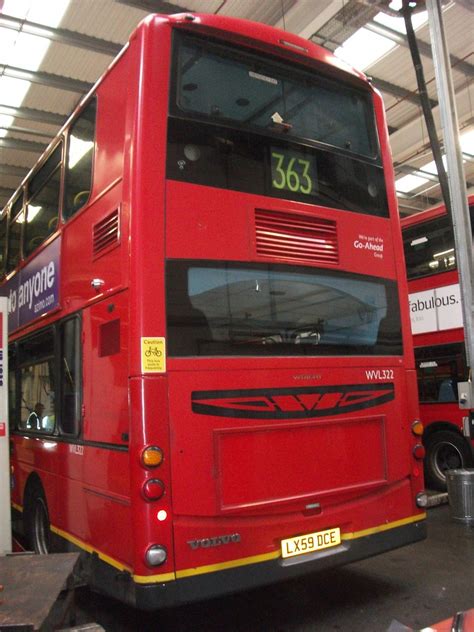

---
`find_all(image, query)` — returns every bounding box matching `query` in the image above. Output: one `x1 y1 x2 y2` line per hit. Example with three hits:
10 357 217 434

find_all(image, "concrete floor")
75 505 474 631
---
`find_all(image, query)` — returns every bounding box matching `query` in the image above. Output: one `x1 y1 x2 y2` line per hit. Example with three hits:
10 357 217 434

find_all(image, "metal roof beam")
309 35 436 108
0 124 53 139
394 163 440 182
115 0 189 13
366 20 474 79
0 14 122 56
371 76 437 108
0 65 91 94
0 186 15 200
0 137 47 153
0 104 65 127
0 165 29 178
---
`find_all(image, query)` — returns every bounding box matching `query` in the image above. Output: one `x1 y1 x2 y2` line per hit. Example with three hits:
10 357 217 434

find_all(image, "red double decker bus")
401 195 474 490
1 13 426 609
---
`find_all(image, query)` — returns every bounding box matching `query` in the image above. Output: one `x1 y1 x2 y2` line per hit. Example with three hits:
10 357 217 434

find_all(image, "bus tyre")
424 431 473 492
25 481 51 555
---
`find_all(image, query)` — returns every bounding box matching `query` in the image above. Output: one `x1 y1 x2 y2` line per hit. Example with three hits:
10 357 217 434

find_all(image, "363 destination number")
270 148 317 196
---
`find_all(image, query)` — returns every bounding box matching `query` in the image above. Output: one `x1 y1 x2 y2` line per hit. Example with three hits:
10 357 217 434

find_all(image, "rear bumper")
133 516 426 610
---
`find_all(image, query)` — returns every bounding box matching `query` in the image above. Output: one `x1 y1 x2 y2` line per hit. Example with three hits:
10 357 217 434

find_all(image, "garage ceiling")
0 0 473 216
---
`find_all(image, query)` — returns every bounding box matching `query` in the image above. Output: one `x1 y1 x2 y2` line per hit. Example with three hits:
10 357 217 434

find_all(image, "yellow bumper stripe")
175 550 281 580
341 512 427 541
136 512 426 583
12 501 425 585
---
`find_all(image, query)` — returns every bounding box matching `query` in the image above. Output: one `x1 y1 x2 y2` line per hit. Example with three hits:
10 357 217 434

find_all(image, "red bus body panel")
6 13 426 609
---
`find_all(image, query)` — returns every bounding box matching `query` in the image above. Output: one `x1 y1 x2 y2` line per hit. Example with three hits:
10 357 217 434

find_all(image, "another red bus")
1 13 426 610
401 195 474 490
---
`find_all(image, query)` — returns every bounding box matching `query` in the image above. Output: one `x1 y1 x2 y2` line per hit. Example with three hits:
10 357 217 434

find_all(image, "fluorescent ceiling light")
460 129 474 156
68 137 94 169
397 130 472 193
2 0 33 19
0 77 31 108
420 155 448 176
410 236 428 246
0 27 19 62
0 115 15 139
335 28 396 71
336 6 429 72
4 33 50 71
434 248 454 258
0 0 71 132
15 205 41 224
374 10 428 34
395 173 430 193
26 205 42 222
2 0 69 27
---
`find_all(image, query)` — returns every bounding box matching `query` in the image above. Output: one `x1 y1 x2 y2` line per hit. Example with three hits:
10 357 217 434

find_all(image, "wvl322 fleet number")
365 369 394 380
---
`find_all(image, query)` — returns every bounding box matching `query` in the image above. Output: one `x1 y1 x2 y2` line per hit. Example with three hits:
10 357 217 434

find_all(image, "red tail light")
413 444 426 460
142 479 165 501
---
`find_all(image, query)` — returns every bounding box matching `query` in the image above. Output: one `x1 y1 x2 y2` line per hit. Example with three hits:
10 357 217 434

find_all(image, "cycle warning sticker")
141 337 166 373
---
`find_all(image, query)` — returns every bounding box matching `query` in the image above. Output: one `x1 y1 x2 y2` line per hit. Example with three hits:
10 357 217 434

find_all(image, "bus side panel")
82 292 129 446
61 47 130 316
79 291 131 567
61 181 126 314
80 447 132 569
93 46 131 200
128 375 176 580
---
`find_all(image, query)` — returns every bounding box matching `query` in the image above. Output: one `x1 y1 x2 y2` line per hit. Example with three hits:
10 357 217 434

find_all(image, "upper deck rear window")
173 36 378 160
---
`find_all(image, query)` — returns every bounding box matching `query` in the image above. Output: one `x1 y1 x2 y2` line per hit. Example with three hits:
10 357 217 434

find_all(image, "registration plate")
281 527 341 559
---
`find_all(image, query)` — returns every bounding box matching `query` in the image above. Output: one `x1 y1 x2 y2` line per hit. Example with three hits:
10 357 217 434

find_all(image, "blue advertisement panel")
1 236 61 333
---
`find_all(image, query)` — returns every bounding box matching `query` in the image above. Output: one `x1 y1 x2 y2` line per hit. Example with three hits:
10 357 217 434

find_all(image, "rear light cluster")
411 419 427 506
141 445 168 567
411 420 425 461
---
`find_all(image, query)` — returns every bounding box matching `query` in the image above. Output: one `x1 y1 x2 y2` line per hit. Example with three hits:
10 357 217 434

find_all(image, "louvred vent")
255 209 339 265
93 208 120 257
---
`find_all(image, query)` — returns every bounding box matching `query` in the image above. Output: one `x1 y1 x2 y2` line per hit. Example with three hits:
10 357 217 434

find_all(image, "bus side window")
0 211 6 276
64 98 97 220
6 195 24 274
415 343 466 404
59 317 81 436
18 329 55 433
24 144 61 258
8 344 17 431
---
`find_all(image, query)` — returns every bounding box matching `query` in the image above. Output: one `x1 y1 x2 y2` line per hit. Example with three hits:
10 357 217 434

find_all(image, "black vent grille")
93 209 119 258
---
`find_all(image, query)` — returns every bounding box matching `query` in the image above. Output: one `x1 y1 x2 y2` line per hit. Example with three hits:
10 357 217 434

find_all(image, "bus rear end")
401 198 474 489
126 14 426 609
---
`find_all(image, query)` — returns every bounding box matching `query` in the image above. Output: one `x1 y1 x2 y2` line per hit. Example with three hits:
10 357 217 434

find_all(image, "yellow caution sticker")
141 337 166 373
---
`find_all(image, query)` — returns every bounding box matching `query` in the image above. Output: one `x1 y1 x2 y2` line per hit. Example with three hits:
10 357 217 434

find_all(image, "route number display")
270 148 317 196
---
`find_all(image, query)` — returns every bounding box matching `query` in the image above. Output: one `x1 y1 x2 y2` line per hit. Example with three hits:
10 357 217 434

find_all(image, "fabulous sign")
409 283 463 335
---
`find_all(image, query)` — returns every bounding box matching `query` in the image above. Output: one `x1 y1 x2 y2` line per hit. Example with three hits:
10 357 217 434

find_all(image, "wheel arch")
23 471 46 507
423 420 465 442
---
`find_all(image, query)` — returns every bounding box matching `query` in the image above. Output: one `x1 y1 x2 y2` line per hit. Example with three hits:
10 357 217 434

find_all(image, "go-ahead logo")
191 383 394 419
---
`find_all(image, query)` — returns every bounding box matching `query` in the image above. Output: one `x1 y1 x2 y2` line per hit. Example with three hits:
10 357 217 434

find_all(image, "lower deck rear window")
166 260 402 357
